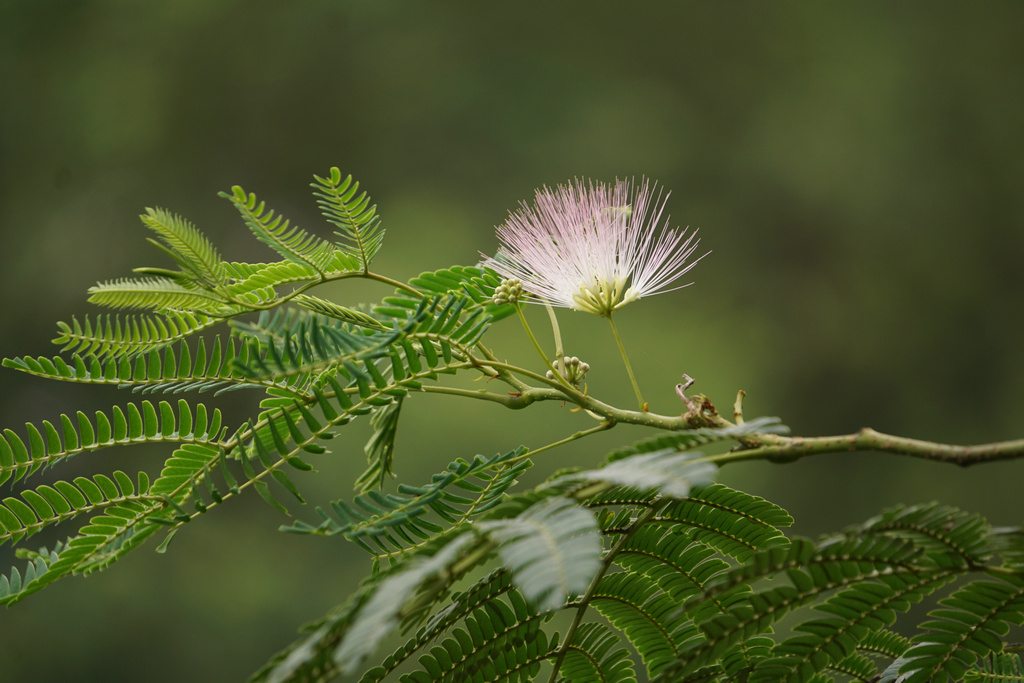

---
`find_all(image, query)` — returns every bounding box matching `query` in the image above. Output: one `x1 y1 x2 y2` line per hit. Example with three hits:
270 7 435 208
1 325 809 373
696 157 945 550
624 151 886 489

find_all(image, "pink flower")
482 178 706 316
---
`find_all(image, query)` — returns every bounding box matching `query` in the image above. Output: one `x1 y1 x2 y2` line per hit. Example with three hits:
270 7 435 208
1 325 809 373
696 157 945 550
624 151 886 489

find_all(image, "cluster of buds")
546 355 590 387
492 278 523 305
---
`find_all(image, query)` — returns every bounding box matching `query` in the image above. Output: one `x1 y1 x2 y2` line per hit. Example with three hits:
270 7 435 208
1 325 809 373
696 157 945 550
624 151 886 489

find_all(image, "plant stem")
607 313 646 411
515 303 575 391
474 342 532 393
423 354 1024 469
545 303 566 378
707 428 1024 468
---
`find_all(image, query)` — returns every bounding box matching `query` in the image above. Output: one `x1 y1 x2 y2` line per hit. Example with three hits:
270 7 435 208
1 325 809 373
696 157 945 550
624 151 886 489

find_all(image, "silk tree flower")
481 178 706 317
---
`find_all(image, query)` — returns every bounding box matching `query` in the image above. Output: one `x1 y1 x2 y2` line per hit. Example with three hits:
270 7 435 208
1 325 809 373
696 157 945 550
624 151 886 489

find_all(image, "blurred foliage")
1 2 1023 681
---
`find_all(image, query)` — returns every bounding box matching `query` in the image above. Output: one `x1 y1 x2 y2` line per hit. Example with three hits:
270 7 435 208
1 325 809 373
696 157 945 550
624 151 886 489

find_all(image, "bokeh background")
2 2 1023 681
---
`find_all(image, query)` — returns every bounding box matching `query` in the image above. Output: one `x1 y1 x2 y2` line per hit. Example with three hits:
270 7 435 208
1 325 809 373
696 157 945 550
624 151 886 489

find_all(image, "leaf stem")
505 421 617 466
421 384 551 410
606 313 646 411
359 271 423 297
546 505 657 682
221 268 422 312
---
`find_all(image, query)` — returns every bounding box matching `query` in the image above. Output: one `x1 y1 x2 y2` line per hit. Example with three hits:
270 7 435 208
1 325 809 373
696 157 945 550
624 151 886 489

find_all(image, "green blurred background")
2 2 1023 680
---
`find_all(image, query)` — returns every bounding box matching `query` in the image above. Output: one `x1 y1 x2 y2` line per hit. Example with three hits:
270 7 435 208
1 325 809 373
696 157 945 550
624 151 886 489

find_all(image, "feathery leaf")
311 168 385 270
604 416 788 463
0 400 223 488
544 449 717 499
139 207 224 288
52 312 221 358
883 576 1024 683
87 276 232 314
376 265 516 322
292 294 386 330
479 496 601 611
5 337 253 395
221 185 337 273
334 533 475 674
559 621 638 683
355 398 403 493
965 653 1024 682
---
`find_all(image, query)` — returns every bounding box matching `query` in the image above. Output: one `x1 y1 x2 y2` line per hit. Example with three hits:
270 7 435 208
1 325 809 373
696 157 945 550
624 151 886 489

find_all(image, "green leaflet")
220 253 361 285
376 265 515 322
355 575 553 683
612 524 733 607
292 294 387 330
231 294 489 398
232 305 379 350
0 473 163 605
746 571 957 682
52 311 221 358
856 628 912 661
692 536 922 607
0 400 223 487
0 471 153 547
823 651 886 683
87 275 234 314
965 653 1024 682
558 622 637 683
232 308 398 394
882 576 1024 683
0 541 64 604
234 318 378 393
4 336 251 395
219 255 360 306
254 542 499 683
283 448 532 555
397 607 553 683
852 502 993 567
592 569 703 679
655 483 793 562
356 572 530 683
150 442 223 499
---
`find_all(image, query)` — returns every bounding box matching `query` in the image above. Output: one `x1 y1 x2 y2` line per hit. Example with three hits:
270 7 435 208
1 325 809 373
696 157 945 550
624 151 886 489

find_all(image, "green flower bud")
492 277 523 305
545 355 591 387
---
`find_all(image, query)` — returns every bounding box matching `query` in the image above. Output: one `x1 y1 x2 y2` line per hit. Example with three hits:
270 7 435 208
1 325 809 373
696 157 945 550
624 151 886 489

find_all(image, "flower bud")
492 278 523 305
546 355 590 387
